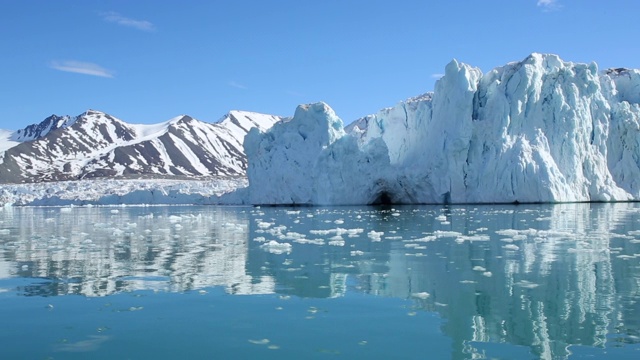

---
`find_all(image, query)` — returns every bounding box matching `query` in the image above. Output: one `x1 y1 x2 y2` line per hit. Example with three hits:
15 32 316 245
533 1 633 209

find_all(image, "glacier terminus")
245 53 640 205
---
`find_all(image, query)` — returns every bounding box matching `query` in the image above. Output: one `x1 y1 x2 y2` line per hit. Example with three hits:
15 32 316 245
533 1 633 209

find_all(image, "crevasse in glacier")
245 53 640 205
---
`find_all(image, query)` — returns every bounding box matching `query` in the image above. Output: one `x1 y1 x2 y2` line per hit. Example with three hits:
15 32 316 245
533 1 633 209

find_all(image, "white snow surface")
245 53 640 205
0 130 19 154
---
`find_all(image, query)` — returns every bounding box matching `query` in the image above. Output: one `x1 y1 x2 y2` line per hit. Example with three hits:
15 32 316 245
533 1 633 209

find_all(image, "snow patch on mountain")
245 53 640 205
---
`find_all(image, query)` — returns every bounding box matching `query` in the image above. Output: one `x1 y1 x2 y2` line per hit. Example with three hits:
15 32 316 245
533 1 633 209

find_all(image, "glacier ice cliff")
245 53 640 205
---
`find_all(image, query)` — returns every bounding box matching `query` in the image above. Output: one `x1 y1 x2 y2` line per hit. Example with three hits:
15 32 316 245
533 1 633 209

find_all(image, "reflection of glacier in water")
1 203 640 359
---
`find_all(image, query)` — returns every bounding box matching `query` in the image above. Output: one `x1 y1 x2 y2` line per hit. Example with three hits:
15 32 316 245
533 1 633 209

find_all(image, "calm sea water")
1 203 640 359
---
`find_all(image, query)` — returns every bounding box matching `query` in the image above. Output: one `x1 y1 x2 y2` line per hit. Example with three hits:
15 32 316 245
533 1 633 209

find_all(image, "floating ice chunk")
434 230 462 238
257 221 273 229
253 236 267 242
110 209 119 214
368 230 384 241
294 238 324 245
496 229 519 237
310 229 333 235
282 232 306 240
414 236 437 242
60 207 73 213
503 244 520 251
435 215 447 221
260 241 292 254
514 280 539 289
334 219 344 224
248 339 270 345
0 229 9 235
472 266 486 272
412 292 430 299
350 250 364 256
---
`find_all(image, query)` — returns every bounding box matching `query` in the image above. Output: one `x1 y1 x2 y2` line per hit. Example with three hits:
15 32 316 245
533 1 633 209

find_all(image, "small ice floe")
368 231 384 242
328 237 345 246
334 219 344 224
350 250 364 256
248 339 270 345
411 292 430 299
0 229 10 235
514 280 539 289
435 215 447 222
346 228 364 237
293 238 324 245
260 241 292 254
482 272 493 277
433 230 462 238
472 266 486 272
257 221 273 229
414 235 436 242
503 244 520 251
60 207 73 213
110 209 119 214
616 254 640 260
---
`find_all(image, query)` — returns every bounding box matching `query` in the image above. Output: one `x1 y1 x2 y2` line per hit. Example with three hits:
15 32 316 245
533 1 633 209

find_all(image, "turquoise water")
1 204 640 359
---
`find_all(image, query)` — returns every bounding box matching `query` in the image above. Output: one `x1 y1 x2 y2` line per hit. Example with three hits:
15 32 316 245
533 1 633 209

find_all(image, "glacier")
245 53 640 205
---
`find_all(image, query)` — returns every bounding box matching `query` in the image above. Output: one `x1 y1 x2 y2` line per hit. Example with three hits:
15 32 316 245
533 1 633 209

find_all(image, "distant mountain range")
0 110 282 183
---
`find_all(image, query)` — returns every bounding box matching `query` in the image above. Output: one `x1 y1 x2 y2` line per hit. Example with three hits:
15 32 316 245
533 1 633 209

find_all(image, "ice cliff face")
246 53 640 205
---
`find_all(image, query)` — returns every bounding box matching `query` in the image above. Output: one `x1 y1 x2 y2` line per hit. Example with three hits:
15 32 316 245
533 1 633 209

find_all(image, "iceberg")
245 54 640 205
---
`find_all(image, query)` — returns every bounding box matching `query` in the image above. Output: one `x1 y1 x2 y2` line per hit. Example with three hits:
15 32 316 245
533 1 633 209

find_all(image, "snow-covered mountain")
0 110 281 183
246 53 640 205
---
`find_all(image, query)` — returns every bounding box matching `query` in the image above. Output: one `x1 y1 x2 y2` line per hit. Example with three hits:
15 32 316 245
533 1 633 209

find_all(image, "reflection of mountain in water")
0 206 274 296
1 203 640 359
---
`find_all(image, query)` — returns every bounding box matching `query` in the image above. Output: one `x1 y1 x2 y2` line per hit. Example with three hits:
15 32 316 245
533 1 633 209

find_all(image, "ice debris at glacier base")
245 53 640 205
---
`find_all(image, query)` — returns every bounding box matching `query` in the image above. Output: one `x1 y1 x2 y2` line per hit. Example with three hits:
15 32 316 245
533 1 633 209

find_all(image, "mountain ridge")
0 109 282 183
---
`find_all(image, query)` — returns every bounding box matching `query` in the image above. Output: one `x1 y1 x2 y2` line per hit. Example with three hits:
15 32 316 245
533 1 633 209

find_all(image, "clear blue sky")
1 0 639 130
